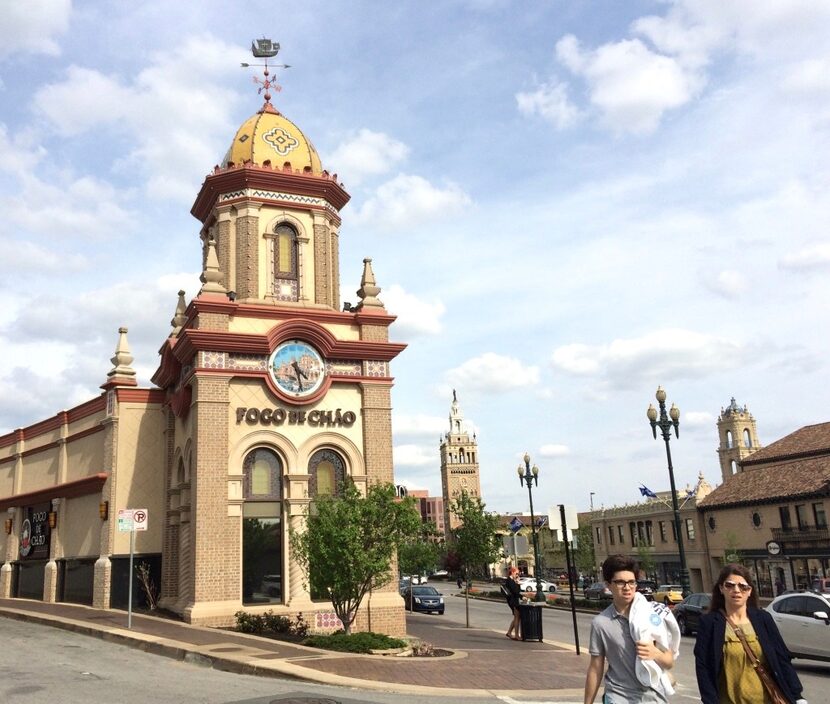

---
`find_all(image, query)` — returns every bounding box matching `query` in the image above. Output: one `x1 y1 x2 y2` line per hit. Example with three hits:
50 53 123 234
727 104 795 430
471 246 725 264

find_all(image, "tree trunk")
465 571 470 628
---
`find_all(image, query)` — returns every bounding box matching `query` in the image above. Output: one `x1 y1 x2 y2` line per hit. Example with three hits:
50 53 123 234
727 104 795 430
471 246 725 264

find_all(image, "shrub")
235 611 266 634
235 610 311 639
302 630 408 653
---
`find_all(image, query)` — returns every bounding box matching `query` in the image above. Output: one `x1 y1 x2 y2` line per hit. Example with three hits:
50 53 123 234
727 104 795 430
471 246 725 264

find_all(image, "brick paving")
0 598 588 694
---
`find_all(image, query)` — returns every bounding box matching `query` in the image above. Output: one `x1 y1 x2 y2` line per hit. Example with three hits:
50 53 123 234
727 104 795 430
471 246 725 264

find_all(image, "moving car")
584 582 612 601
430 569 449 579
518 577 557 593
637 580 657 601
654 584 683 605
811 577 830 595
673 592 711 635
402 585 445 614
766 592 830 661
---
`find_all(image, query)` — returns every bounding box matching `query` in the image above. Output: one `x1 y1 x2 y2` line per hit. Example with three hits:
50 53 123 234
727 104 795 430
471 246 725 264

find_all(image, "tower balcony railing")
771 526 829 543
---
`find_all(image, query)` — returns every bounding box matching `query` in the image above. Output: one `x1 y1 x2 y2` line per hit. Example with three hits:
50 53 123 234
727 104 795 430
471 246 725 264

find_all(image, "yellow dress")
718 621 770 704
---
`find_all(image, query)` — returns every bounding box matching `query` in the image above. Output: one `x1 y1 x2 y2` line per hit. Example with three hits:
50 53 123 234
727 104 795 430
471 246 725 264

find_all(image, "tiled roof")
698 455 830 509
742 422 830 466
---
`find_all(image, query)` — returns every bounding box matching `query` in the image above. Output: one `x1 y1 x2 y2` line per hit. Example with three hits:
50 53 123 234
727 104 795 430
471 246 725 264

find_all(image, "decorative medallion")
263 127 299 156
269 340 326 398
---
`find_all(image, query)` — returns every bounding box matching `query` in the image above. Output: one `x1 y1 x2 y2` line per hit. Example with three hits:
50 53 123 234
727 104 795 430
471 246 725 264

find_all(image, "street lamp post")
647 386 690 597
517 453 546 602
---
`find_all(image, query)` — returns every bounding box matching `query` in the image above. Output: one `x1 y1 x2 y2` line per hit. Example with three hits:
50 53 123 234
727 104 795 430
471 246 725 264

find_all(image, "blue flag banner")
639 485 658 499
509 517 524 533
537 516 547 528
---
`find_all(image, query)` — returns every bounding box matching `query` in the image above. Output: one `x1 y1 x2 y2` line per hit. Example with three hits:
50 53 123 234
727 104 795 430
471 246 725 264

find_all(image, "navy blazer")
693 607 803 703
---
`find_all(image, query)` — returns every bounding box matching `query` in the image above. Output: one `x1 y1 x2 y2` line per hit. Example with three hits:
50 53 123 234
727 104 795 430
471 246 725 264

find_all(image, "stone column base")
0 563 12 598
93 555 112 609
43 560 58 602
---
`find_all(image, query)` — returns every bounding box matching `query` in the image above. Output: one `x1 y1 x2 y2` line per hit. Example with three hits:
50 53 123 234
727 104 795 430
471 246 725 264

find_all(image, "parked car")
673 592 712 635
259 574 281 598
766 592 830 661
402 585 445 614
654 584 683 605
811 577 830 596
400 574 428 585
518 577 557 593
584 582 612 601
430 569 449 579
637 580 657 601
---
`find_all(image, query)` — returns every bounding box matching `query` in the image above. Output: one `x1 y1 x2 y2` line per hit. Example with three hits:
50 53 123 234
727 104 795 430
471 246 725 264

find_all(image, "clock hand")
291 360 307 390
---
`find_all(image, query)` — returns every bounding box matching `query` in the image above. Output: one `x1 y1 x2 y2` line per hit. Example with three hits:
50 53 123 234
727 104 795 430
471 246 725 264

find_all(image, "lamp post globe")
647 386 690 597
518 454 546 602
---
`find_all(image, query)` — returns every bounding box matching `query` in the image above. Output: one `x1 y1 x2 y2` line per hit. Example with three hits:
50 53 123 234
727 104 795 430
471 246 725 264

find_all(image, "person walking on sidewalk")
693 563 806 704
503 567 522 640
584 554 679 703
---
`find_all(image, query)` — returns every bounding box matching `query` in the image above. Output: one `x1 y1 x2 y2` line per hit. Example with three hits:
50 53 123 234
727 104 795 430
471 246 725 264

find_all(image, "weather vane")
241 38 291 108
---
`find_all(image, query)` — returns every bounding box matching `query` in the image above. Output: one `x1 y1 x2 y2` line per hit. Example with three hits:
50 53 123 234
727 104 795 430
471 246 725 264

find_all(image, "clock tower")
440 390 481 537
151 55 406 632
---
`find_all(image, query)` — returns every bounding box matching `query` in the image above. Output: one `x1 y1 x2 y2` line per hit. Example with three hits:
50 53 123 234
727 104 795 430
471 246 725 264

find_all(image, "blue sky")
2 1 830 517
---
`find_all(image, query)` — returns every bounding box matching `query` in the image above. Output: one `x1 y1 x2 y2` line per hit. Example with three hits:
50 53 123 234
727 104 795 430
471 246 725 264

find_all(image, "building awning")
0 473 107 511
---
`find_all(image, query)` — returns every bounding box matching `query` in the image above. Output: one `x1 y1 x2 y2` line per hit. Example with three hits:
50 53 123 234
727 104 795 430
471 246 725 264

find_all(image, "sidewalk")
0 597 588 699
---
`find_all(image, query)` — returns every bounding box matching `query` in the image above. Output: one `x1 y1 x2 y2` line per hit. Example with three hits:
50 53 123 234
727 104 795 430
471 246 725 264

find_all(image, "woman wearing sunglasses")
694 564 807 704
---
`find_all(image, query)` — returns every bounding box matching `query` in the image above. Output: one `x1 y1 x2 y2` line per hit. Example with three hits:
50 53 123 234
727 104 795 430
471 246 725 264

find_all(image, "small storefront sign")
19 502 50 560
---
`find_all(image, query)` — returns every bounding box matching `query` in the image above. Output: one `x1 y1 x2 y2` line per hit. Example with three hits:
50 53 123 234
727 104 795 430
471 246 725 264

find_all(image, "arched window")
269 222 299 302
725 430 733 449
308 449 346 498
743 428 752 448
730 460 738 475
242 448 283 605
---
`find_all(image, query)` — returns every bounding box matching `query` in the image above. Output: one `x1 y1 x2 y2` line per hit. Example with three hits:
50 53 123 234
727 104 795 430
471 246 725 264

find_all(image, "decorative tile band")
219 188 338 215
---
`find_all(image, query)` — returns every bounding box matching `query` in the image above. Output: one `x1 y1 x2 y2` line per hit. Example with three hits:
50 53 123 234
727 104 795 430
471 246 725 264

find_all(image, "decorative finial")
354 257 384 310
102 327 137 389
453 389 457 403
199 237 227 295
240 38 290 114
170 290 187 336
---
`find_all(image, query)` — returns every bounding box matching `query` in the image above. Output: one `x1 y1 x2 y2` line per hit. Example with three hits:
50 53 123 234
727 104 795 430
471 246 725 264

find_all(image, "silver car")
766 592 830 661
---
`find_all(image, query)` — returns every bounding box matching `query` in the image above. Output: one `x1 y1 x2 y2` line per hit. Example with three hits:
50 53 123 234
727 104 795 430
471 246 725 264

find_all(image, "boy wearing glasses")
585 554 678 703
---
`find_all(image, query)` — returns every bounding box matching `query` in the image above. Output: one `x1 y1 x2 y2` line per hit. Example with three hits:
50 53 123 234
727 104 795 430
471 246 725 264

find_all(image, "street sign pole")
128 528 135 629
559 504 580 655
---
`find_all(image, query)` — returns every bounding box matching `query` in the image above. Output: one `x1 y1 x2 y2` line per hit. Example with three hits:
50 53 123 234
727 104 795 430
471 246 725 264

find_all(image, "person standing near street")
503 567 522 640
584 554 678 703
693 564 807 704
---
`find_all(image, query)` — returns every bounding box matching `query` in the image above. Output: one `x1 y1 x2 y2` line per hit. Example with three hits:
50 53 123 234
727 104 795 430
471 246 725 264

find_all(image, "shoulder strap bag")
728 620 790 704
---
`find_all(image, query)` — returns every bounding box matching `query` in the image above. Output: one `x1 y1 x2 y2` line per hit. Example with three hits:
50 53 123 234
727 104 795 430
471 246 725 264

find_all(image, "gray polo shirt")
589 603 667 703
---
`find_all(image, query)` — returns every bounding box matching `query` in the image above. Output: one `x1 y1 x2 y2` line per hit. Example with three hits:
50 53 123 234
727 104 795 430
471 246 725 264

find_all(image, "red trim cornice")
115 388 166 404
0 397 106 448
0 473 108 511
66 425 104 443
191 165 350 223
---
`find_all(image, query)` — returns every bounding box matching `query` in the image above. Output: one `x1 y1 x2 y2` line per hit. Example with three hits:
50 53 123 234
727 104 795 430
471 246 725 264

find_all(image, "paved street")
1 587 828 703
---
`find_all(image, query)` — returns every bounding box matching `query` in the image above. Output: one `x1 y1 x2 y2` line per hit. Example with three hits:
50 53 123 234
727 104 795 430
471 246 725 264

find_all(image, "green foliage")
234 610 309 638
573 524 596 576
399 521 441 577
449 491 502 573
724 531 744 564
634 539 656 578
302 630 408 653
290 481 422 633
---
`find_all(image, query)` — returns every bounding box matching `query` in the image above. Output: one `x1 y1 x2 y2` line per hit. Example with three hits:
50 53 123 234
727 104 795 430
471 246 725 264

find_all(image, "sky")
1 1 830 519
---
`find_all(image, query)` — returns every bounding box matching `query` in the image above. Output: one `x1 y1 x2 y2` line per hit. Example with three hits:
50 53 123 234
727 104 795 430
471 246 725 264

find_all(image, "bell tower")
717 398 762 482
440 390 481 537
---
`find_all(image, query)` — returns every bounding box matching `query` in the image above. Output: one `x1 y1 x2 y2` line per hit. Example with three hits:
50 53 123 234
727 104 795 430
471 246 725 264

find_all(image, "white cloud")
683 411 714 428
0 125 46 174
0 0 70 59
515 81 581 129
32 34 243 202
702 269 747 299
556 34 701 134
393 443 436 467
353 173 471 230
0 239 87 273
550 329 745 387
326 129 409 185
446 353 540 393
382 284 445 337
783 58 830 95
539 444 571 458
778 242 830 271
394 413 448 438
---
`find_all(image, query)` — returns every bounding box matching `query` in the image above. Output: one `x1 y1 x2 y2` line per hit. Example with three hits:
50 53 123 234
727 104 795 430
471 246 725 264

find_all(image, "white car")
766 592 830 661
517 577 557 593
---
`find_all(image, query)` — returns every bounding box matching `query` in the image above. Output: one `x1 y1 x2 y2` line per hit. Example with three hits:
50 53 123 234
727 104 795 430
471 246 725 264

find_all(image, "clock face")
269 340 326 398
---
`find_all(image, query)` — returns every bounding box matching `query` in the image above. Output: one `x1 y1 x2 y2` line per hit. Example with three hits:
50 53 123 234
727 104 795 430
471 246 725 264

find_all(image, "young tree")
290 481 421 634
449 491 502 627
573 524 596 580
399 522 441 578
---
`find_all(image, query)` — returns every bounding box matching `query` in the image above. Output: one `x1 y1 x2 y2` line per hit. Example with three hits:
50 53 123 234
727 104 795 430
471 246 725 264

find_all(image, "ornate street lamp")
647 386 690 597
517 453 546 602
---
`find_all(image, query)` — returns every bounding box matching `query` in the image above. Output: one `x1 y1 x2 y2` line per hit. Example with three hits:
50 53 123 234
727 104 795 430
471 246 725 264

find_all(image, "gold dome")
223 104 323 174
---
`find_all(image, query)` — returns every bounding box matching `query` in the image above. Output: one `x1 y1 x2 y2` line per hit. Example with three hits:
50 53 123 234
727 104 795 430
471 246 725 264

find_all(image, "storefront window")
242 448 282 605
308 449 345 498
